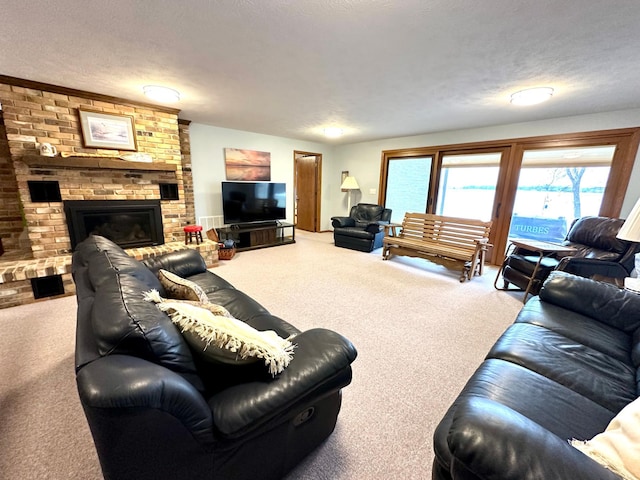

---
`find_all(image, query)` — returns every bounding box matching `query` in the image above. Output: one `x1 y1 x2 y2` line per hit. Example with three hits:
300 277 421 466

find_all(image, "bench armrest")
383 223 402 237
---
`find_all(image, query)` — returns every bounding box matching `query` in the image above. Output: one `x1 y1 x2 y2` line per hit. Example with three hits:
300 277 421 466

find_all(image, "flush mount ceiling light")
323 127 344 138
510 87 554 106
143 85 181 103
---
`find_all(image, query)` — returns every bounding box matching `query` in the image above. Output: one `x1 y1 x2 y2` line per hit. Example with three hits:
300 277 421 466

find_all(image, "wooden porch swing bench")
382 212 492 282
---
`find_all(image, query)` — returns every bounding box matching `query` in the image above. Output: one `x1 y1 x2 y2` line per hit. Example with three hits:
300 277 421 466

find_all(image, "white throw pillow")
144 290 295 376
570 397 640 480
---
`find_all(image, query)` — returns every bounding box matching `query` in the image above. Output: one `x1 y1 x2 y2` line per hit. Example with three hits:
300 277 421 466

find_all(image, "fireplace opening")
64 200 164 250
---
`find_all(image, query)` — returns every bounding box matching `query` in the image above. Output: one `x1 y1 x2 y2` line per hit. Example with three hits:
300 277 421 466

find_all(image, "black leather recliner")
331 203 392 252
72 235 357 480
500 216 640 295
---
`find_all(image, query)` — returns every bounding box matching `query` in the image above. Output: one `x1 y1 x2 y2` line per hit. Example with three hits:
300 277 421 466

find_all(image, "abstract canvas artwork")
224 148 271 181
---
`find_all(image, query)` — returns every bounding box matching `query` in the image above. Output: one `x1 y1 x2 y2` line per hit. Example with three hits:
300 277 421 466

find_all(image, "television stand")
217 221 295 251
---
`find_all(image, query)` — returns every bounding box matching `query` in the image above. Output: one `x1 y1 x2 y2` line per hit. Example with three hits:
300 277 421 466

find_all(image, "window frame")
379 127 640 264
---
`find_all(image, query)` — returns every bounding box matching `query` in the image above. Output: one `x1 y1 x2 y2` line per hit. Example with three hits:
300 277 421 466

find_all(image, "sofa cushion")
488 322 636 412
203 283 301 339
540 272 640 363
433 358 617 475
352 204 384 223
516 298 632 365
159 268 209 302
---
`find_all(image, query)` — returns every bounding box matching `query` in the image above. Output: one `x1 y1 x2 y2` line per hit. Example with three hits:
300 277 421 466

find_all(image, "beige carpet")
0 231 523 480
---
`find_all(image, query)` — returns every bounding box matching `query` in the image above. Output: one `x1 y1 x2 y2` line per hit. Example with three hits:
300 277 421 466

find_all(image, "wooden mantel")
19 155 178 172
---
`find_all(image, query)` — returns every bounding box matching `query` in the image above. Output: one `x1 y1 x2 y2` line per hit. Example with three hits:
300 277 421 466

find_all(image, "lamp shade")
617 198 640 242
340 176 360 190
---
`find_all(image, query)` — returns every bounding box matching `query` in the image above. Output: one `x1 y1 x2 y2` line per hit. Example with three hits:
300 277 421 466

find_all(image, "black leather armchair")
331 203 392 252
500 216 640 295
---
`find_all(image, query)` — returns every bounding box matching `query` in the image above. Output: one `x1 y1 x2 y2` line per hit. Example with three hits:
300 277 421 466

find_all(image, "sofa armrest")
556 256 629 279
364 222 385 234
142 248 208 278
331 216 355 228
448 397 619 480
208 328 357 439
540 270 640 333
77 355 214 444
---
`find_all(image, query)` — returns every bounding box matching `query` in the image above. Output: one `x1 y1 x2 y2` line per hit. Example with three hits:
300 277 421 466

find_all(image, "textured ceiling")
2 0 640 144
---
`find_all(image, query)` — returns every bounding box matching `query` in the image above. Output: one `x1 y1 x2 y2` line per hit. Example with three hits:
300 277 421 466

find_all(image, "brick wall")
179 119 195 224
0 79 194 259
0 111 29 254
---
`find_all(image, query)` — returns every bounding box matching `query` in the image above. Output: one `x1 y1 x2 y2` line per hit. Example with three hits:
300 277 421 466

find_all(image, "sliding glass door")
378 127 639 263
508 145 615 242
384 156 432 223
436 152 503 222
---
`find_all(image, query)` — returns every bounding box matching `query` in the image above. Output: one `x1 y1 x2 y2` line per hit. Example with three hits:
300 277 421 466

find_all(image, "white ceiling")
2 0 640 145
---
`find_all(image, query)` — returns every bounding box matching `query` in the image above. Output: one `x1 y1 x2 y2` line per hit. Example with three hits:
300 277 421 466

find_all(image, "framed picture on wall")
78 109 138 151
224 148 271 181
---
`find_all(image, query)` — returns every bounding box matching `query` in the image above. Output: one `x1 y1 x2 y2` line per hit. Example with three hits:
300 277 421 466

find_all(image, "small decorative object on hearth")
38 142 57 157
120 152 152 163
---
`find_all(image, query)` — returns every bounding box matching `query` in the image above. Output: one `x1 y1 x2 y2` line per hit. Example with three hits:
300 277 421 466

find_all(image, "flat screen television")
221 181 286 225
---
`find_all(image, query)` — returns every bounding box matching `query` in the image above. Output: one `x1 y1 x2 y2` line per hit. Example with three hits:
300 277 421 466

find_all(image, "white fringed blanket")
144 290 295 376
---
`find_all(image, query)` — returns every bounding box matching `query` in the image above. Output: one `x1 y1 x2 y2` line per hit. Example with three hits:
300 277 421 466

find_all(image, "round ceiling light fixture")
323 127 344 138
510 87 554 106
143 85 181 103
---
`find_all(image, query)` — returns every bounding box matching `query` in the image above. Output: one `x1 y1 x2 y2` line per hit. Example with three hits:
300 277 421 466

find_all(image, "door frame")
293 151 322 232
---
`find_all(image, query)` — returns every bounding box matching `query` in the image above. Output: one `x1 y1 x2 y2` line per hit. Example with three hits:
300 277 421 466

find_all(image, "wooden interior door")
294 151 321 232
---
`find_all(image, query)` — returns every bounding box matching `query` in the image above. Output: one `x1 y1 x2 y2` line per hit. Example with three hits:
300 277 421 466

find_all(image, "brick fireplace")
64 199 165 250
0 76 217 308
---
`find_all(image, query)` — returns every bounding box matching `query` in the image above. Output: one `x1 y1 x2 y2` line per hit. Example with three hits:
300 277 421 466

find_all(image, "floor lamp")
340 176 360 213
617 197 640 289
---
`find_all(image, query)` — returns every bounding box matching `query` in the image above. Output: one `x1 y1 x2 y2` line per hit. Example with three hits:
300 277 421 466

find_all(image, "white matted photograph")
78 109 138 151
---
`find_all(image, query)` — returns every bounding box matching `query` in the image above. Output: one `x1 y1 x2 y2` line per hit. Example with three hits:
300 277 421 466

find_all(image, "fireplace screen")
64 200 164 250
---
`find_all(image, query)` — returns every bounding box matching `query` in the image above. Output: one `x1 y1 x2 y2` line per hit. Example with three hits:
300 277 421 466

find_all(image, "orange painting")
224 148 271 181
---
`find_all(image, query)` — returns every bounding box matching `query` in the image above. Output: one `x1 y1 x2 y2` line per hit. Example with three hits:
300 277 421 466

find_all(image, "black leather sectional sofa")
72 235 357 480
433 271 640 480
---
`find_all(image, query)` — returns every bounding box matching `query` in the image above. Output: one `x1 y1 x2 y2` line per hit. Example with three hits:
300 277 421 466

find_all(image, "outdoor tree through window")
509 146 615 242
